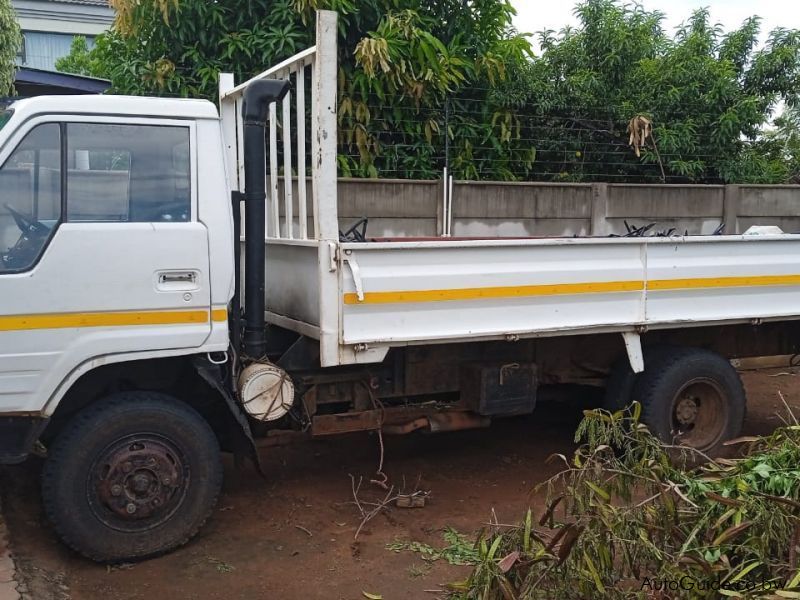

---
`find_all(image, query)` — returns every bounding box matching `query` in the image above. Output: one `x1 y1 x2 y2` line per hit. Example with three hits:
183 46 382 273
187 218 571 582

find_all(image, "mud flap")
192 357 264 476
0 416 48 464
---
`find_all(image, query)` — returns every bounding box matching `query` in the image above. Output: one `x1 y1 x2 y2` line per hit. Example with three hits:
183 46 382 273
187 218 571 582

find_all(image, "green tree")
57 0 800 183
0 0 22 96
766 105 800 183
55 37 99 78
491 1 800 183
57 0 531 179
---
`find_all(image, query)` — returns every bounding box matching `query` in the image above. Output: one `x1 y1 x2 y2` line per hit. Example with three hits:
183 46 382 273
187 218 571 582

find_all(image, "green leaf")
487 535 504 561
585 481 611 501
786 567 800 590
582 551 606 594
726 560 761 584
523 509 532 553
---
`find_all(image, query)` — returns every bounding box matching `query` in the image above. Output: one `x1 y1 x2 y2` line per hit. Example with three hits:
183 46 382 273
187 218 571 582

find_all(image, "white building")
12 0 114 71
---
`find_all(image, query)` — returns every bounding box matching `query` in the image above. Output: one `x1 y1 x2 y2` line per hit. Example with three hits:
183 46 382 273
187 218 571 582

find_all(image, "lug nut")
162 477 172 486
111 485 122 497
126 503 136 514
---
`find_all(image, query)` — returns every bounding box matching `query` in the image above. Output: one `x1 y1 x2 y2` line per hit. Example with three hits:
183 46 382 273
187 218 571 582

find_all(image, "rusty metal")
254 430 311 448
427 411 490 432
309 405 491 437
311 410 382 436
301 385 318 417
93 436 185 525
670 378 727 449
675 396 699 426
382 417 430 435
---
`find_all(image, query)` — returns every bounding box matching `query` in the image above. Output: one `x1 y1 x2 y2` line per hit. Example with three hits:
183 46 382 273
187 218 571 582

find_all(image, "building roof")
39 0 110 5
15 67 112 95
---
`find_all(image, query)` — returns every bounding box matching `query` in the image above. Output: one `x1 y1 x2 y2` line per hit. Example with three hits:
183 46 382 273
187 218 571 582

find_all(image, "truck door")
0 117 212 414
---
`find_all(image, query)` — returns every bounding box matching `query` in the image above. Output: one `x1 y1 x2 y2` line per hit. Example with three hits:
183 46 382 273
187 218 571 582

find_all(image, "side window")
66 123 191 223
0 123 62 273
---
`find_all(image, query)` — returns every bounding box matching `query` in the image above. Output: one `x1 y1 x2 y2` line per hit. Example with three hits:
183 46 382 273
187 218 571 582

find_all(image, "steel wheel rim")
670 377 728 451
87 433 190 533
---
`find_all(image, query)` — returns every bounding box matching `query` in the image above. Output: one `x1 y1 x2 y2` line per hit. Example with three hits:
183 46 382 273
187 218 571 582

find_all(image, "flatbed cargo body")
265 234 800 366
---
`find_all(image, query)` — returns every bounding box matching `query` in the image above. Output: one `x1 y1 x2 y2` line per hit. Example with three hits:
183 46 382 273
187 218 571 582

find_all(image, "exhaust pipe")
242 78 290 358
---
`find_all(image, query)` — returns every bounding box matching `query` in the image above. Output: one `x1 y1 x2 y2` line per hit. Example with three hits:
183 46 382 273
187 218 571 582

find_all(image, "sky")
512 0 799 51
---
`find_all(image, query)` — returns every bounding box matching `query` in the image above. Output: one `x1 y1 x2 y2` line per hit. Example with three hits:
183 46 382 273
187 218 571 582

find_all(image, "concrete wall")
275 178 800 238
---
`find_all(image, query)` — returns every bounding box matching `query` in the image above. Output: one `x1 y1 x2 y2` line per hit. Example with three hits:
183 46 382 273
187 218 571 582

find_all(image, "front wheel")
42 392 223 562
633 348 746 456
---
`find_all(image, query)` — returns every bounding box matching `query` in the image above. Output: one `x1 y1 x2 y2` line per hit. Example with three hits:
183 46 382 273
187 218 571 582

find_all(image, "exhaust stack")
241 78 290 358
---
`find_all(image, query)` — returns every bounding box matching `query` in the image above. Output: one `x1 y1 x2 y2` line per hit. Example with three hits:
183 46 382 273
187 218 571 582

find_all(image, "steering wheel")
5 203 49 235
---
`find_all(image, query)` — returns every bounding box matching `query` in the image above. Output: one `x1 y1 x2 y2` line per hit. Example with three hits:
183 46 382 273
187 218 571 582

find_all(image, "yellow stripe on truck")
343 274 800 305
343 280 645 305
0 308 227 332
211 308 228 322
647 274 800 291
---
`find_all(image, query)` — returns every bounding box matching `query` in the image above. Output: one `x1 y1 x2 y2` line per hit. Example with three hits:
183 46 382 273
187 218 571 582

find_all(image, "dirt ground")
2 369 799 600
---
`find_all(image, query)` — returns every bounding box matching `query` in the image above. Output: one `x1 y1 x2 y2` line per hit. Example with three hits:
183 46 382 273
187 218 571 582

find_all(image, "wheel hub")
670 378 728 451
96 439 183 521
675 395 700 427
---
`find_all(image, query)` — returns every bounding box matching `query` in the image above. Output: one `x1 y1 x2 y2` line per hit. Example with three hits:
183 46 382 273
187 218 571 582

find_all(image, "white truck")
1 11 799 562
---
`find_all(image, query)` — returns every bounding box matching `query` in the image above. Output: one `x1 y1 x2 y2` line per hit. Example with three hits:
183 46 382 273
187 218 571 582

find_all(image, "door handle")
156 270 200 291
158 271 196 285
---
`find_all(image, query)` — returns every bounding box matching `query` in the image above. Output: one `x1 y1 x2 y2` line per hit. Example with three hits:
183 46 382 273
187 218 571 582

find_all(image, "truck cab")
0 97 244 561
0 95 234 438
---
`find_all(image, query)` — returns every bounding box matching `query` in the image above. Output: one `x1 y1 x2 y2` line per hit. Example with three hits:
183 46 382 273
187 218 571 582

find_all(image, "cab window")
0 123 62 273
66 123 191 223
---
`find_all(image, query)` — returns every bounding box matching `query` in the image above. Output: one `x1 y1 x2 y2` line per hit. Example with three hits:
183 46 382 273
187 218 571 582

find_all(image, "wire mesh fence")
334 90 762 184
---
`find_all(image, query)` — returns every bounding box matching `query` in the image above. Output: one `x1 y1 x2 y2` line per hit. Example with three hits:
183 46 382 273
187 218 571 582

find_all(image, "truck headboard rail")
218 10 339 243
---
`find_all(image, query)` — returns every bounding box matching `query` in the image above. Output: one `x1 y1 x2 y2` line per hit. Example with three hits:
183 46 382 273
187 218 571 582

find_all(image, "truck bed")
218 30 800 367
265 234 800 366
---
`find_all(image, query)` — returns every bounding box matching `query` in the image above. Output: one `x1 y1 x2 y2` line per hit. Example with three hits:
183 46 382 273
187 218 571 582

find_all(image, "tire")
632 348 746 455
41 392 223 562
603 356 639 412
602 346 672 412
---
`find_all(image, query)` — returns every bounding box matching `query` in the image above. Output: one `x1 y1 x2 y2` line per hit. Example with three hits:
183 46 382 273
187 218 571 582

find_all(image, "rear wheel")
603 345 671 412
42 392 223 562
632 348 746 455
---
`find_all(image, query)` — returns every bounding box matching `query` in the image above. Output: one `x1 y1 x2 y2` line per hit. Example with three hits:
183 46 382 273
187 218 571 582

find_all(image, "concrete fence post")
723 185 741 234
590 183 610 236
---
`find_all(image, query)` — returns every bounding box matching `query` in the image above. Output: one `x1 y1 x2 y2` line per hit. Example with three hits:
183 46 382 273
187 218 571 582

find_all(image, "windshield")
0 110 11 132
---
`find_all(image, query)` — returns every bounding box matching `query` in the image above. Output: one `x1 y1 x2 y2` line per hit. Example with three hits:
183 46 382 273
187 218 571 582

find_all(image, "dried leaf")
498 575 519 600
557 525 584 564
498 551 520 573
723 436 760 446
539 495 564 527
705 492 743 507
712 522 753 546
